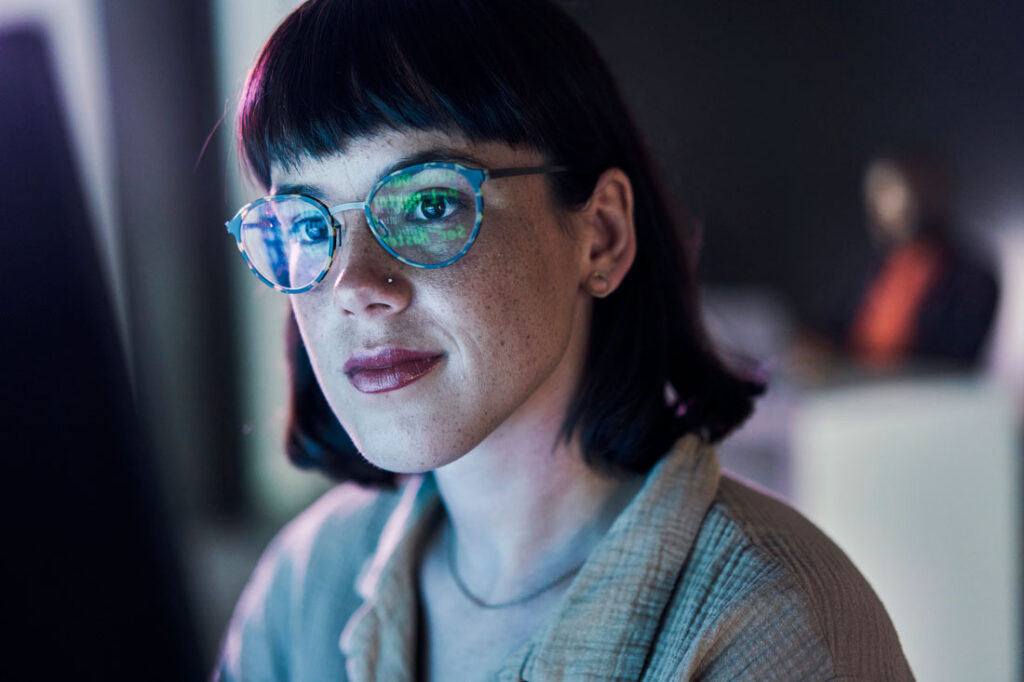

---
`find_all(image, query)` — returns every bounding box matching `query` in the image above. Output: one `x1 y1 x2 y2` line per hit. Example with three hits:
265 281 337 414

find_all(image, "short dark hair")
240 0 763 487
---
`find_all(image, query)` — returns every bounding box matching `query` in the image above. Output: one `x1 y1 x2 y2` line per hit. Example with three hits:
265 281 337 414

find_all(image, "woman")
218 0 912 679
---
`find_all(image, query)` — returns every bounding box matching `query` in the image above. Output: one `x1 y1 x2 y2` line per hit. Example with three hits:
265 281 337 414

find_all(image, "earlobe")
581 168 637 298
586 271 612 298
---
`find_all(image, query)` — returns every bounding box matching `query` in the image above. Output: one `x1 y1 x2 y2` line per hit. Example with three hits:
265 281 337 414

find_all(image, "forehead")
268 129 543 199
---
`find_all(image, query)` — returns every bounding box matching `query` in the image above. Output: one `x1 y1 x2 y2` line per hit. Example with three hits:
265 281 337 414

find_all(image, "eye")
291 217 330 244
409 188 461 222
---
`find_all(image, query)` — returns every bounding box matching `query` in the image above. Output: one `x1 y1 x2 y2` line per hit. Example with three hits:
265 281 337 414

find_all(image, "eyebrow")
272 146 490 199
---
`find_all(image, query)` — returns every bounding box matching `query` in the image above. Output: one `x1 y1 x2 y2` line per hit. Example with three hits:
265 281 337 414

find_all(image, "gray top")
216 435 914 680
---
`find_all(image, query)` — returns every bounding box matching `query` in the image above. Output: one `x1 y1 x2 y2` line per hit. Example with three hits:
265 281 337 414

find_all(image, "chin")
351 431 472 475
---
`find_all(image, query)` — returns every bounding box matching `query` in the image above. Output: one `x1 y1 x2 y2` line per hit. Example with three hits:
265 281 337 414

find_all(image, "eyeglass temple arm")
486 165 569 180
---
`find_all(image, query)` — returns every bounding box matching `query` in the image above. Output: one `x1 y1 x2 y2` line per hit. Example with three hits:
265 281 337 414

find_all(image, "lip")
344 348 445 394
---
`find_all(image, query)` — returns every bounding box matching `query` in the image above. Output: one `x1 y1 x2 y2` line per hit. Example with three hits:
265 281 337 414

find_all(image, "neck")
428 293 643 605
432 377 642 605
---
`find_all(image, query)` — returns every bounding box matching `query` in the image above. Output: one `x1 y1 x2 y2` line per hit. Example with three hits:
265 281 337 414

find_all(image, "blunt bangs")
239 0 610 189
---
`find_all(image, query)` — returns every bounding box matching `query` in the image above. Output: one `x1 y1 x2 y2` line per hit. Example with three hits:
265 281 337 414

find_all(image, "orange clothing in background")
850 240 944 366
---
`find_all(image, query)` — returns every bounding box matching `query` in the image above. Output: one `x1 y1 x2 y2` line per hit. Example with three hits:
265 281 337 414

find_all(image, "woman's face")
274 130 593 473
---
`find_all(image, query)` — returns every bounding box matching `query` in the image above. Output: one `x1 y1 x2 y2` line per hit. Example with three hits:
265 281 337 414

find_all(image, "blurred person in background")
215 0 912 679
804 149 999 374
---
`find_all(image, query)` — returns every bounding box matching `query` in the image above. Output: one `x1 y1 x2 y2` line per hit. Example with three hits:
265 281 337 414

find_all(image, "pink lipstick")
344 348 444 394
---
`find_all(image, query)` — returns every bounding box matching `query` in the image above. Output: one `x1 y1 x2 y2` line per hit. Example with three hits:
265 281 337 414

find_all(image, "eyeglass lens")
238 166 478 291
369 166 476 266
238 196 333 290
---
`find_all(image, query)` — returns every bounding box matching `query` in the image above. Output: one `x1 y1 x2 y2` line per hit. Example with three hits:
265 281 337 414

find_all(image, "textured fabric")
216 435 913 681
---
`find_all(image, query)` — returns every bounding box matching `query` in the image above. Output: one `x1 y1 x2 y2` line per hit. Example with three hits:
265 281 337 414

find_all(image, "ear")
576 168 636 298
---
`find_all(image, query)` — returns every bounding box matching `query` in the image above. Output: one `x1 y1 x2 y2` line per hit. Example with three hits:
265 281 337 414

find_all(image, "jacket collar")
509 435 719 680
339 474 440 682
340 435 719 682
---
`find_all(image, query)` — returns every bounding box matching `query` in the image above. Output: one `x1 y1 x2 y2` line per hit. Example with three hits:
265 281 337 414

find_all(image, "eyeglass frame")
225 161 569 294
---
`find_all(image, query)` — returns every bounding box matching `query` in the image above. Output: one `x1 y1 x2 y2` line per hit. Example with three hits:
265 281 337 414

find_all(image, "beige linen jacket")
217 435 913 681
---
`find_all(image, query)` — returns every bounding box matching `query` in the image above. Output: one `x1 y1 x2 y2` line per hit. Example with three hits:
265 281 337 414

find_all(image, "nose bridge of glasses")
326 201 372 242
327 201 367 221
325 200 389 274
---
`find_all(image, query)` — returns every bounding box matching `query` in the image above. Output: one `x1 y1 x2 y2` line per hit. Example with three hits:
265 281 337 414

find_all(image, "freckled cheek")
427 213 572 365
290 300 334 366
468 283 564 380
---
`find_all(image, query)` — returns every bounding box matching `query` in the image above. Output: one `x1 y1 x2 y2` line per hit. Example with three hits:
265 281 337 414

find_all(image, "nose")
330 211 411 317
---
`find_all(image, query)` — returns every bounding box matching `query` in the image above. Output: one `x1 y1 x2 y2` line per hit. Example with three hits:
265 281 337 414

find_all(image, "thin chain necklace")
445 529 585 610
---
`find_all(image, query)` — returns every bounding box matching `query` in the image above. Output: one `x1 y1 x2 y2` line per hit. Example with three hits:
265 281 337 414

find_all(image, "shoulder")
658 474 913 680
216 483 404 681
267 481 401 583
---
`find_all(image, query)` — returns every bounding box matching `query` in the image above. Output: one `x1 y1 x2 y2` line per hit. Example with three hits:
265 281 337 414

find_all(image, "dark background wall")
564 0 1024 321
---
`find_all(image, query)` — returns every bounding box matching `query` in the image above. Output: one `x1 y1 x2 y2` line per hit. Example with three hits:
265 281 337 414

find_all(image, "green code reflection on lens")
384 224 466 250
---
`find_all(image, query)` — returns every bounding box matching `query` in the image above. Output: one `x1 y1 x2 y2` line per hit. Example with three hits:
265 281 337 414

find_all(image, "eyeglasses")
225 161 567 294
